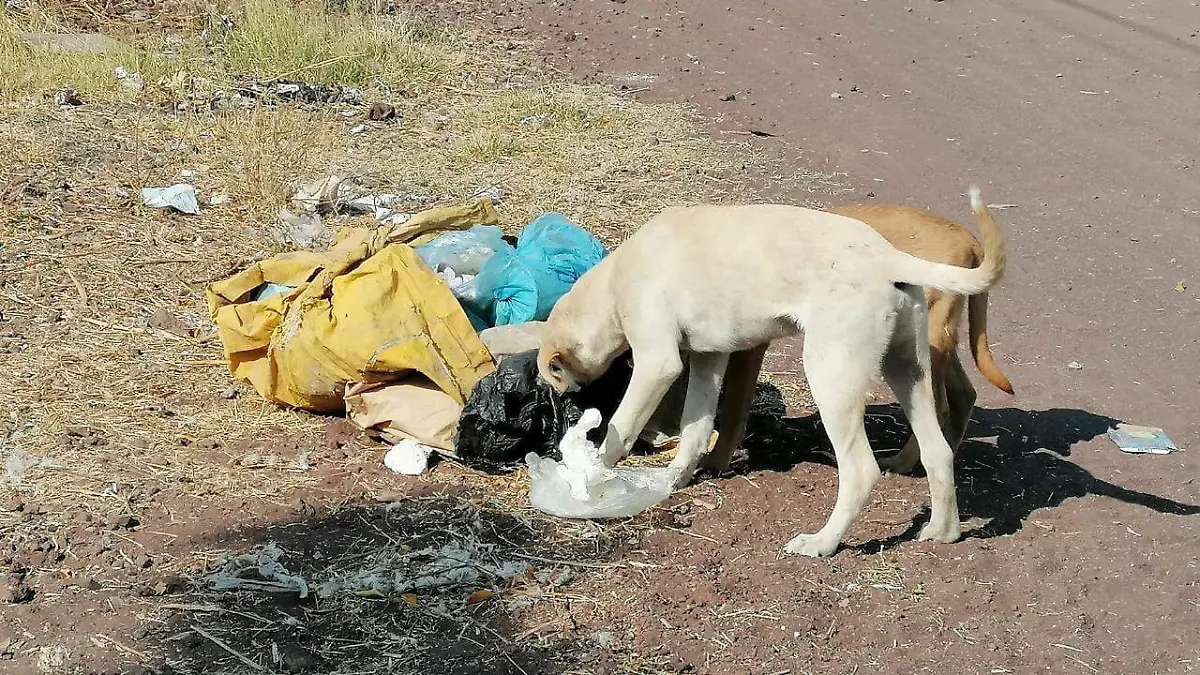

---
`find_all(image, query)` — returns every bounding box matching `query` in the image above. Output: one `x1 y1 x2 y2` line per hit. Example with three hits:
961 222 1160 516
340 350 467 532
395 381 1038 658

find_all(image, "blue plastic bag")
468 213 606 327
414 225 507 277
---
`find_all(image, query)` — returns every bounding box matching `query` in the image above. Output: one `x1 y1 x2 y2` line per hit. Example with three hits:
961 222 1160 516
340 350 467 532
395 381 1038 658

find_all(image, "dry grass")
0 3 835 672
0 0 832 541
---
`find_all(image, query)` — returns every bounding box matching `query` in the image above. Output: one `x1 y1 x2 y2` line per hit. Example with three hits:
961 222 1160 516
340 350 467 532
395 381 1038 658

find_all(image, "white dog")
537 188 1005 557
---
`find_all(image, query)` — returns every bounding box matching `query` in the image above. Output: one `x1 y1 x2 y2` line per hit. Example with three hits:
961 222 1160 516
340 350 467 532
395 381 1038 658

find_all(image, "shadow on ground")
733 383 1199 547
106 496 632 675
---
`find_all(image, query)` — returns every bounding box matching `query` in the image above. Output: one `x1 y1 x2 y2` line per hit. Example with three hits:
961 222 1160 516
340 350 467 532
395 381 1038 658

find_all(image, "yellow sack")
206 199 499 412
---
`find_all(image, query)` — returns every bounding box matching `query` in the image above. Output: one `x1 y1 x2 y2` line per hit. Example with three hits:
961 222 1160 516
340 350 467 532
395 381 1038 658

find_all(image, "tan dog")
703 202 1015 476
538 188 1005 557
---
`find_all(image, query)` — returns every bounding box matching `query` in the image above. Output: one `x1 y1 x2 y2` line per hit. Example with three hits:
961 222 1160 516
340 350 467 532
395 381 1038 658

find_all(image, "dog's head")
537 268 626 393
537 342 587 393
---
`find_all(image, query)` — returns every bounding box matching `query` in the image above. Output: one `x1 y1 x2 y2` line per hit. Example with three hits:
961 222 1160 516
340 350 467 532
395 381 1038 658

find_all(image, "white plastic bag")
526 409 678 519
141 183 201 215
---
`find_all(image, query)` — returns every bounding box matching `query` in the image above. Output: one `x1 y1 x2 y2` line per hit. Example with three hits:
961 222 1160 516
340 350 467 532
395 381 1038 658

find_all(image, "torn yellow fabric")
206 199 499 412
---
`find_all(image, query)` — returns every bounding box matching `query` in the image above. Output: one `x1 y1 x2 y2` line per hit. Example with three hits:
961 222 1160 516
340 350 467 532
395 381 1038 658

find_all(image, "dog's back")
829 204 981 269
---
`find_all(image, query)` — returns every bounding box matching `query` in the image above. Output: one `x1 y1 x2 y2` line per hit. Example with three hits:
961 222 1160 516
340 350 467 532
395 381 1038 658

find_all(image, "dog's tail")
967 292 1014 394
888 185 1006 296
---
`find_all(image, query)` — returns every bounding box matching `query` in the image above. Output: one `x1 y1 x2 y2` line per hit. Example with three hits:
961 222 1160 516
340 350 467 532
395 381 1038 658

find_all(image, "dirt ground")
2 1 1198 674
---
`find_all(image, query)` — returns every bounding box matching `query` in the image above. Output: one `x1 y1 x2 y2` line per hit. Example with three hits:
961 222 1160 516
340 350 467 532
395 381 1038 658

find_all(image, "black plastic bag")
454 350 633 474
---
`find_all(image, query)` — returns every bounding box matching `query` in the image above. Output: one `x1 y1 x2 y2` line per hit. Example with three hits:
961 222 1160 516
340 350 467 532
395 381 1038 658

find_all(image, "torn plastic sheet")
526 409 677 519
141 184 201 215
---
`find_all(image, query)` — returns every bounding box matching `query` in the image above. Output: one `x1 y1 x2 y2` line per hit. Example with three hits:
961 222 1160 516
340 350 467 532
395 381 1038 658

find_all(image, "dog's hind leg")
882 293 960 474
783 313 885 558
602 341 684 466
702 344 768 474
882 287 962 544
942 349 977 453
668 351 730 487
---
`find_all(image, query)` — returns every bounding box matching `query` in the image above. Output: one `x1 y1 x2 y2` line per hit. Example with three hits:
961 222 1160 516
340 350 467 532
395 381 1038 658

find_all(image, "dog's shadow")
729 383 1199 549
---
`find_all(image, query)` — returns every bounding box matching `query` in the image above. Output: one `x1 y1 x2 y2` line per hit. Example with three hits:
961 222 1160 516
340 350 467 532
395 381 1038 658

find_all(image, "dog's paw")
670 465 698 490
880 440 921 475
697 452 732 475
879 453 919 475
917 519 962 544
782 533 840 558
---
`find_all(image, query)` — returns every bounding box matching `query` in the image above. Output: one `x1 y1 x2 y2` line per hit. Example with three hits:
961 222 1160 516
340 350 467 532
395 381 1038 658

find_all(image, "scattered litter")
1066 361 1083 370
367 102 398 121
526 409 677 519
345 193 405 221
1108 424 1181 455
472 185 504 204
831 91 843 99
233 78 364 106
53 87 82 106
455 350 632 473
349 123 369 135
114 66 144 91
208 192 230 206
520 114 550 126
720 92 737 101
272 209 329 249
1175 280 1187 292
206 542 310 597
140 183 201 215
290 175 419 226
291 175 344 213
384 439 435 475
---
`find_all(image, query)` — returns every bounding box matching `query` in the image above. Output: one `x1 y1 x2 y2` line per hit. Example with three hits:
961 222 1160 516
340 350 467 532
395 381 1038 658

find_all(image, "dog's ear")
547 350 566 374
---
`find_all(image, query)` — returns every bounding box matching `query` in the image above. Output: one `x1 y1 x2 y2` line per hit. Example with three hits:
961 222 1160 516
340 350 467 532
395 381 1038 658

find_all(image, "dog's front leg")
602 350 684 465
668 351 730 487
702 345 768 474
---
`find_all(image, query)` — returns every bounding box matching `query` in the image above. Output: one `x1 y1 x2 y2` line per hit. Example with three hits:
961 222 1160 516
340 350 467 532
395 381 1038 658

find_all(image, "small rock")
278 644 320 673
0 499 23 513
194 438 220 451
107 513 139 531
80 577 102 591
1067 361 1083 370
590 631 616 649
0 578 33 605
831 91 843 99
221 387 239 400
366 102 397 122
349 123 368 135
54 87 83 106
719 92 737 101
